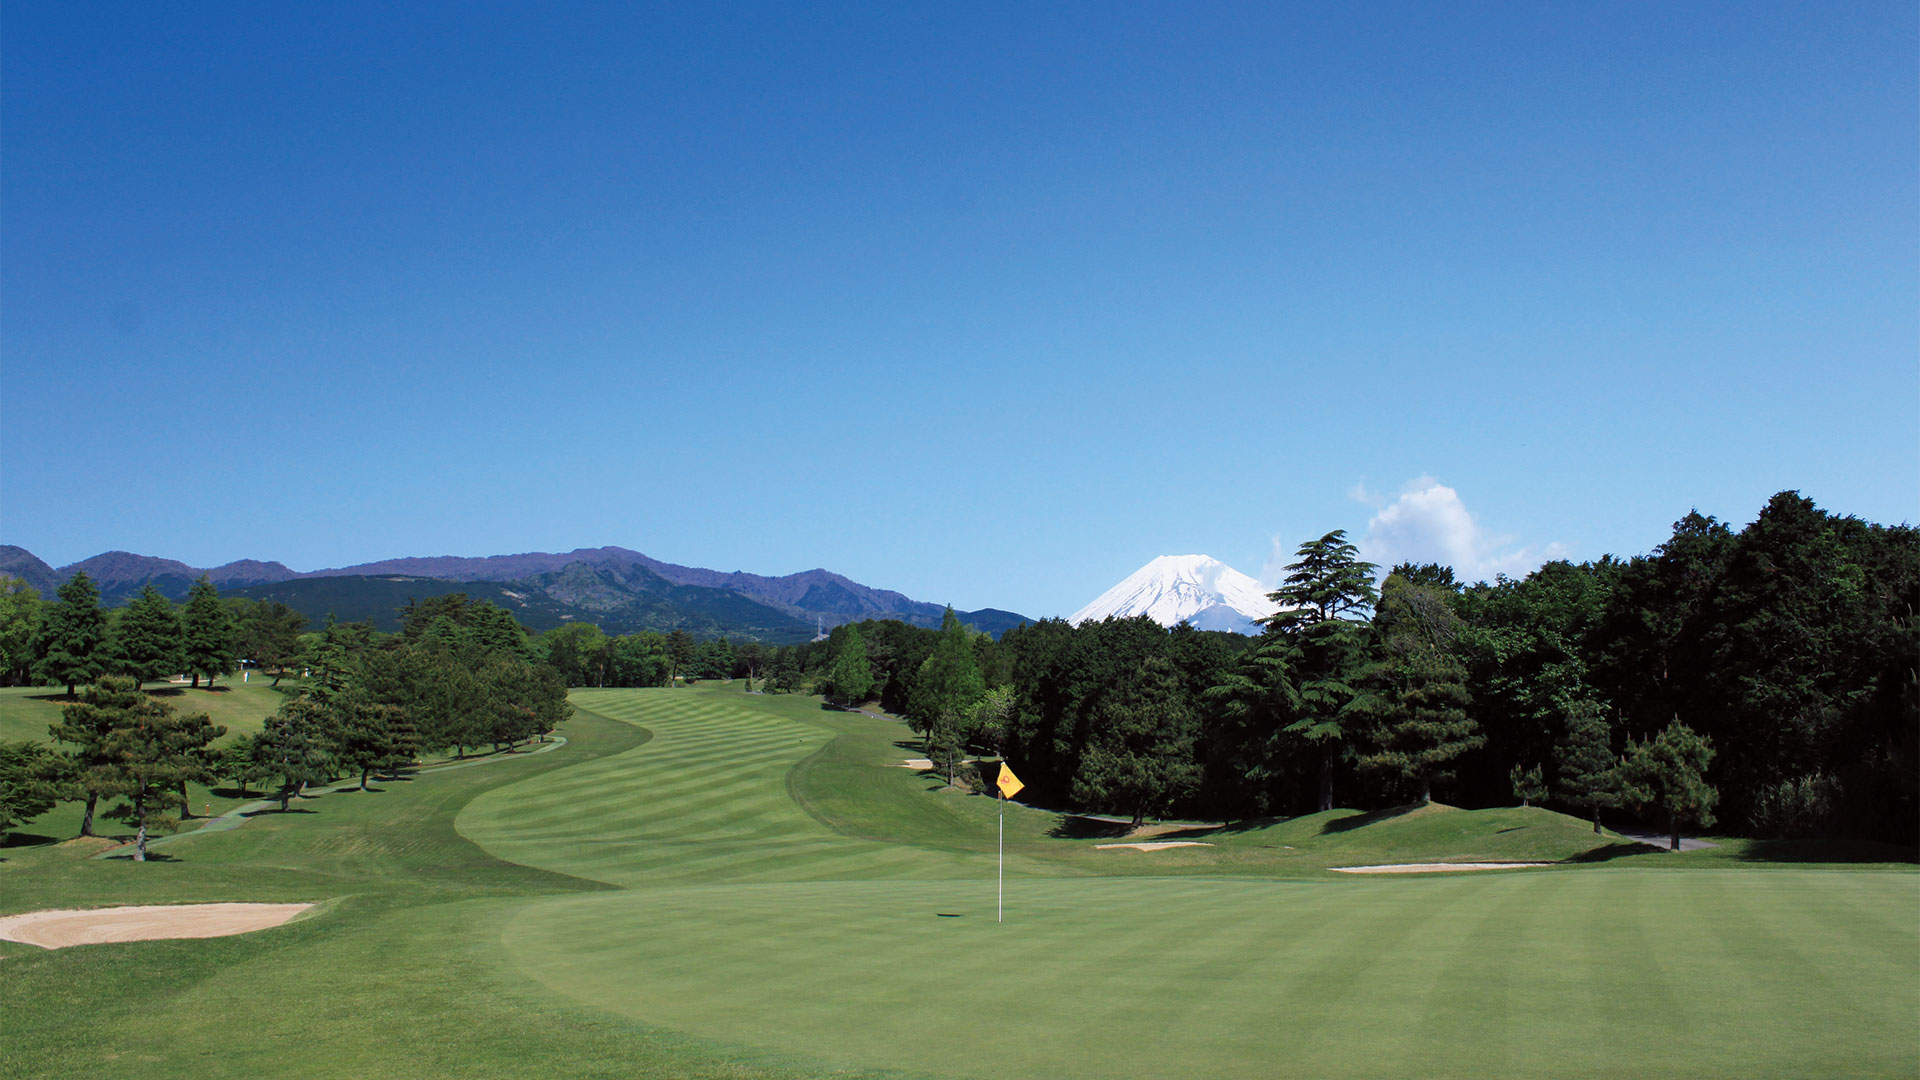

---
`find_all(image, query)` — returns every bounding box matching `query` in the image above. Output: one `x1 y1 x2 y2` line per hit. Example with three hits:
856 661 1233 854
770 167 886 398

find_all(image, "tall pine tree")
38 572 110 696
118 585 184 689
181 575 237 688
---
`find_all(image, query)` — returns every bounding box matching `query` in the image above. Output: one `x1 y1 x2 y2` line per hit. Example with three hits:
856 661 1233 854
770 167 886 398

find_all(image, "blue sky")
3 3 1914 618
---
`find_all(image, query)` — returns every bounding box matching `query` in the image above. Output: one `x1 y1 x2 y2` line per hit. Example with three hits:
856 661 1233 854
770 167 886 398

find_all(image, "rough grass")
3 684 1915 1080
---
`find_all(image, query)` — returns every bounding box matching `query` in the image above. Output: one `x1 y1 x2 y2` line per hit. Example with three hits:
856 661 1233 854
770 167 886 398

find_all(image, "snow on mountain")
1069 554 1279 635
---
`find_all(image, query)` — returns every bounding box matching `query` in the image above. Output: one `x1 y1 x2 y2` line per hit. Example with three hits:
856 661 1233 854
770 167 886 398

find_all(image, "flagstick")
998 789 1004 923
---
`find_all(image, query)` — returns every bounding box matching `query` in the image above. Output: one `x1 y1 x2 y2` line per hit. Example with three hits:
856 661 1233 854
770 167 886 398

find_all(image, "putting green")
458 689 1920 1080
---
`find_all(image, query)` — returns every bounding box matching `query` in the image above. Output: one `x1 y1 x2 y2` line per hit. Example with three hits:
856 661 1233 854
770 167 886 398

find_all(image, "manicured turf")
0 680 290 746
3 685 1915 1079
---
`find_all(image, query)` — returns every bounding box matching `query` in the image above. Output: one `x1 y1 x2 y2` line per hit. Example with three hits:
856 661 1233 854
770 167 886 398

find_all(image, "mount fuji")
1069 554 1280 635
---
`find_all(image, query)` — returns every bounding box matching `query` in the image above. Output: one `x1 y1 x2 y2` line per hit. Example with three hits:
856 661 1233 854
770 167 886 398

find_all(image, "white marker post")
994 763 1023 924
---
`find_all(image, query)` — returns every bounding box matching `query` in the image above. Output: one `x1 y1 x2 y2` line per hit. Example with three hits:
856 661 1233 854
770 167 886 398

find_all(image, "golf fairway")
464 690 1918 1079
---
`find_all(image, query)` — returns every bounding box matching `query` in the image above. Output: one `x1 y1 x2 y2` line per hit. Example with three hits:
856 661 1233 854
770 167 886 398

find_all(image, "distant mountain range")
0 544 1028 642
1070 554 1279 635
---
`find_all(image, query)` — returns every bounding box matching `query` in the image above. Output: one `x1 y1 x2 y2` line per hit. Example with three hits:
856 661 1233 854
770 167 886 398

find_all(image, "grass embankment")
0 681 289 746
4 684 1916 1080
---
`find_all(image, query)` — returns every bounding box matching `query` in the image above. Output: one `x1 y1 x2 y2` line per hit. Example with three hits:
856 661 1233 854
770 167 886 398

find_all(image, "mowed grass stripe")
506 870 1919 1080
461 689 978 885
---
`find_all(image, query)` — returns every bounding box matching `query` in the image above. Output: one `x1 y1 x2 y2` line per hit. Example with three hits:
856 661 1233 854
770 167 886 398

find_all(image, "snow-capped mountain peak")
1069 554 1279 635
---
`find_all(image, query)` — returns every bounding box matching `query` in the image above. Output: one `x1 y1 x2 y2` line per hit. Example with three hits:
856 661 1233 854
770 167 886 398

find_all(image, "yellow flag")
996 763 1024 800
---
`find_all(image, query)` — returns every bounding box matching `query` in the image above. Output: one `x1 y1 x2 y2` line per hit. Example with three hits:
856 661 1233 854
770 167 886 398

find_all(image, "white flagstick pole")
998 788 1004 923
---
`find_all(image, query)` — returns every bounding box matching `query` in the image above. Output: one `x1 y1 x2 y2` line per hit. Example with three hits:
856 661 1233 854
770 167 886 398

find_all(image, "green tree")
665 629 695 685
48 675 150 836
0 740 65 843
908 608 985 739
827 624 874 705
257 695 335 812
1071 657 1201 828
1620 719 1718 851
1360 574 1483 804
236 600 307 683
95 693 221 860
219 733 269 796
37 571 110 696
1552 699 1620 833
181 575 238 688
117 585 185 688
1510 763 1546 807
0 578 42 687
1259 531 1379 812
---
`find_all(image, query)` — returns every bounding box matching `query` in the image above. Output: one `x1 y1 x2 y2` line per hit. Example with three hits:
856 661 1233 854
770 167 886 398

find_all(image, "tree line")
802 492 1915 847
0 584 572 855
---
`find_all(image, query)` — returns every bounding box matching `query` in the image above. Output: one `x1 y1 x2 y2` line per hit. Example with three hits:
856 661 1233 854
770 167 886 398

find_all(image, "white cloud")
1354 477 1567 584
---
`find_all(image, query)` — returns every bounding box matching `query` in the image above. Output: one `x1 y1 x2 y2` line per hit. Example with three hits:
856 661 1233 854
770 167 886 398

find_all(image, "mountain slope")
1070 555 1279 635
1 543 1026 639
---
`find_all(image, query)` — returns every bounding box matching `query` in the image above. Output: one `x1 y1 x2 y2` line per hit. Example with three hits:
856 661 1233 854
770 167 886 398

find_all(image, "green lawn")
0 679 291 746
3 685 1915 1079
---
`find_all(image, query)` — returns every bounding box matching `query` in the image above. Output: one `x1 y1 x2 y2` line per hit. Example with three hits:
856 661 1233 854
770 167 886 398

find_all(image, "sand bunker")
1094 841 1215 852
0 903 313 949
895 758 934 769
1330 862 1553 874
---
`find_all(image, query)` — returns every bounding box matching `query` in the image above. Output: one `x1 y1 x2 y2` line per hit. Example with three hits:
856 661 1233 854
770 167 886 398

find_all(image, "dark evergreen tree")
0 740 65 843
1360 575 1482 804
257 695 335 812
1510 763 1546 807
37 571 110 696
1620 719 1717 851
1258 531 1379 812
1553 699 1620 833
48 675 148 836
118 585 184 688
181 575 238 688
1071 656 1200 827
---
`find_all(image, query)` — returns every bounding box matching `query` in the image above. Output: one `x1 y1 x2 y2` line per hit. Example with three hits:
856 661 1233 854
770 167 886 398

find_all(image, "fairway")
4 686 1916 1079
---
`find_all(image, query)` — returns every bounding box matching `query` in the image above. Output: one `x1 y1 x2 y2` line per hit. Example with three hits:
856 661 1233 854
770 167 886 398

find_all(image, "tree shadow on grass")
1560 842 1658 864
1320 805 1421 834
0 831 59 849
1049 816 1133 840
241 807 316 817
1729 837 1919 864
99 850 179 861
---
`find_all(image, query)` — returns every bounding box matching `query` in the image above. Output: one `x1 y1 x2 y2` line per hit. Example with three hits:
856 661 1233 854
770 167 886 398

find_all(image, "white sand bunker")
0 903 313 949
895 758 934 769
1331 862 1552 874
1094 841 1215 852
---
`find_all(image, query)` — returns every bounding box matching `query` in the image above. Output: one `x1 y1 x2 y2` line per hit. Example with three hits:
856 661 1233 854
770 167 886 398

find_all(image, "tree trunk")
67 681 77 697
1318 752 1334 813
192 673 200 688
179 780 191 818
1592 808 1602 834
134 786 149 861
1131 806 1146 830
80 791 99 837
1669 812 1680 851
360 766 371 791
1419 775 1432 805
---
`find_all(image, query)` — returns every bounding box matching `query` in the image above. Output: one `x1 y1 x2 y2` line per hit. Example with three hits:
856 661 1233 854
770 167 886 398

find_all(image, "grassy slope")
3 685 1916 1080
0 681 288 746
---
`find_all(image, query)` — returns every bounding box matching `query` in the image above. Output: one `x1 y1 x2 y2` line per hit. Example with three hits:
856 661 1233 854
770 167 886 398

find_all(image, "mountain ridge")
0 543 1028 640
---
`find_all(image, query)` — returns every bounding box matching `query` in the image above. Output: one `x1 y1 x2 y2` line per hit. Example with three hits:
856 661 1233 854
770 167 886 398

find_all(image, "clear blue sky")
3 3 1915 618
